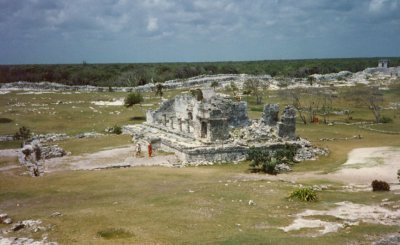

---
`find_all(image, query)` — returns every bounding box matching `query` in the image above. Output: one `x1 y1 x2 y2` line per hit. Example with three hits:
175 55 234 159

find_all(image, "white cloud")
369 0 387 12
147 17 159 32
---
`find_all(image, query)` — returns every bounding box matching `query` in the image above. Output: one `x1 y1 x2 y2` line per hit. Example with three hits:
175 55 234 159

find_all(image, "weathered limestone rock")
275 163 292 173
19 140 66 176
0 236 58 245
75 132 103 139
40 145 67 159
28 133 69 144
372 234 400 245
0 213 12 224
261 104 279 126
278 106 296 140
11 222 25 231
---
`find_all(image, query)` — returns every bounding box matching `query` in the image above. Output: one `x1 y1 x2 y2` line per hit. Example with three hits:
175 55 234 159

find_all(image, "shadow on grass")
97 228 135 240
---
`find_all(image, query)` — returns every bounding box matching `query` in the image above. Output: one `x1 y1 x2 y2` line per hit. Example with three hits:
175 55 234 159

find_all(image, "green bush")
124 92 143 107
112 125 122 135
289 187 318 202
371 180 390 191
247 147 295 175
380 116 393 123
14 126 31 140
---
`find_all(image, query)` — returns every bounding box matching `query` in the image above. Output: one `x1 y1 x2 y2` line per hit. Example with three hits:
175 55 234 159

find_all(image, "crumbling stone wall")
261 104 279 126
146 98 176 124
209 119 229 141
278 106 296 140
208 96 249 127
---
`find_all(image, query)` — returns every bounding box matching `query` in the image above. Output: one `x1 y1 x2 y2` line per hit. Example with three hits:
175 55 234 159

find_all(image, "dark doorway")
201 121 207 138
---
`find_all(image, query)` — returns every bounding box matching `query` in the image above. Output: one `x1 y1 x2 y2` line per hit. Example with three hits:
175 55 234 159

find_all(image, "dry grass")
1 165 399 244
0 86 400 244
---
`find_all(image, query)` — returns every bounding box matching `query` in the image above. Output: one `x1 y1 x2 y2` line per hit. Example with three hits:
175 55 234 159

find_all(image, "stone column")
278 106 296 140
163 114 167 126
170 117 174 129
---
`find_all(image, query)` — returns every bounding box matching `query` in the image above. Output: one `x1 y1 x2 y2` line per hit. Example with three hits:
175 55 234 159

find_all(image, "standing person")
148 143 152 158
135 143 141 157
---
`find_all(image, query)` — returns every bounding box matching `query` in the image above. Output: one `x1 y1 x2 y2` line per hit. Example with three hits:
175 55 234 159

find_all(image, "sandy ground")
1 146 399 183
0 146 180 173
327 147 400 184
44 146 180 171
236 147 400 189
281 201 400 237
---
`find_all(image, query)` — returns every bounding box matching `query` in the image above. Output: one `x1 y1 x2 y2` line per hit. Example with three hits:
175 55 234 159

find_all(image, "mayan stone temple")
126 89 301 164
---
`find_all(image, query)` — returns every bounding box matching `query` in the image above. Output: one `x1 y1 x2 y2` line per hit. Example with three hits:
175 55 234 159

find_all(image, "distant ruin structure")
378 59 389 68
127 90 299 164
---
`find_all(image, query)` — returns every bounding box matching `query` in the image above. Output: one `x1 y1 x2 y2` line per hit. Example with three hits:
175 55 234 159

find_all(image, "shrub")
210 81 219 90
371 180 390 191
14 126 31 140
112 125 122 135
289 187 318 202
380 116 393 123
247 147 295 175
124 92 143 107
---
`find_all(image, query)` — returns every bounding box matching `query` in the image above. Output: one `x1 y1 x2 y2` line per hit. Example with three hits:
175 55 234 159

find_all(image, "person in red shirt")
148 143 153 157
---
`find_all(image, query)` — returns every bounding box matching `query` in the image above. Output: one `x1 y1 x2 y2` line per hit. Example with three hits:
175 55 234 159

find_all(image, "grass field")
1 165 400 244
1 85 400 244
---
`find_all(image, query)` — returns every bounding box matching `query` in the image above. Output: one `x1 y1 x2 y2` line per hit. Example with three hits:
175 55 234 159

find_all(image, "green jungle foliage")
1 57 399 86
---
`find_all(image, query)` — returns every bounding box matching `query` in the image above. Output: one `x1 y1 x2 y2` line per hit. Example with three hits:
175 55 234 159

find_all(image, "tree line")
1 57 399 87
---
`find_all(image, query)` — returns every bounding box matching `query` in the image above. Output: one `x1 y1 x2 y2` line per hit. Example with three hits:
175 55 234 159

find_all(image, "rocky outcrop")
0 217 58 245
292 139 329 162
0 213 12 224
40 145 67 159
311 71 352 81
0 135 14 142
75 132 104 139
372 234 400 245
27 133 69 144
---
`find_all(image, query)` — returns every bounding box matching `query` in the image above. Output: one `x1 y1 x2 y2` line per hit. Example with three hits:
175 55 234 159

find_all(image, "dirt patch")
91 99 124 106
235 147 400 189
44 146 179 172
328 147 400 185
281 201 400 236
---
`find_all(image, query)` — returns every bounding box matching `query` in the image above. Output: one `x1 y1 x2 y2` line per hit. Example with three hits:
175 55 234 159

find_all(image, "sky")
0 0 399 64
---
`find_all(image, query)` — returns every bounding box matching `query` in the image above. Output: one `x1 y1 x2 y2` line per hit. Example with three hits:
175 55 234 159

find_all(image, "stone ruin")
18 140 67 176
19 141 45 176
125 90 314 165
